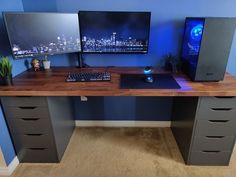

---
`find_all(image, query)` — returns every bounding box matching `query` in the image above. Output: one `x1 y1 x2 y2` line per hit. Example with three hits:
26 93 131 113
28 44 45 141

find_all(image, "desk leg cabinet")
171 97 236 165
1 97 75 163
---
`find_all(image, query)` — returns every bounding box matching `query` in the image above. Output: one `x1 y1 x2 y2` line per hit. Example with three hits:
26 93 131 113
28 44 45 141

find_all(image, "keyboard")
66 72 111 82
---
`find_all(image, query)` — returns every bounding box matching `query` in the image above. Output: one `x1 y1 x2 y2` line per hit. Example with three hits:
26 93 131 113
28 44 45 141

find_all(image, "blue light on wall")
191 24 203 41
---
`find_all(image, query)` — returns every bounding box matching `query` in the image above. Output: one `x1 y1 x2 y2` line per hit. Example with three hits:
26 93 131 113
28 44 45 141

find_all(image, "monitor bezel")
3 12 82 59
78 11 151 54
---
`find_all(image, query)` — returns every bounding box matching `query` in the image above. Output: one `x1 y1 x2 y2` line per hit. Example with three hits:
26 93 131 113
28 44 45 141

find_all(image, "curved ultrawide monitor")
79 11 151 54
4 13 81 59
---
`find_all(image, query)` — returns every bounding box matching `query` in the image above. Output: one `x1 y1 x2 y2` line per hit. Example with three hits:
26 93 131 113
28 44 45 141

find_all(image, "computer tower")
181 17 236 81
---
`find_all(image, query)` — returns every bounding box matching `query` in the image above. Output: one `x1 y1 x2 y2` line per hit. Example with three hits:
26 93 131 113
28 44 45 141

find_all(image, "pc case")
181 17 236 81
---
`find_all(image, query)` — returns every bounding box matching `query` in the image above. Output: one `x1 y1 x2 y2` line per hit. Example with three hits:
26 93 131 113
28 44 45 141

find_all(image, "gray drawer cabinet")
171 97 236 166
1 96 75 163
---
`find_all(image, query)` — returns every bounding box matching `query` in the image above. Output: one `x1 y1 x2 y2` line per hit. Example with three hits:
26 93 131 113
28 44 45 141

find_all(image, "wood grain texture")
1 67 236 96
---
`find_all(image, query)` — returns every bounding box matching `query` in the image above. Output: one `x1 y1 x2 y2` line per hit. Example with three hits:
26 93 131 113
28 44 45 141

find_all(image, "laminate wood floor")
6 128 236 177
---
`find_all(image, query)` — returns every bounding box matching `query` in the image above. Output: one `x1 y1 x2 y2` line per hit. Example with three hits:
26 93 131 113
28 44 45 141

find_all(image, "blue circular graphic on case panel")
191 24 203 41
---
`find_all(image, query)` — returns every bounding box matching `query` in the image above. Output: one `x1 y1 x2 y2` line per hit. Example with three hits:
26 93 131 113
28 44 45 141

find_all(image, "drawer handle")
208 120 229 123
28 148 47 151
206 136 225 139
18 106 37 109
202 150 221 153
24 134 43 136
21 118 40 121
211 108 232 111
215 96 234 99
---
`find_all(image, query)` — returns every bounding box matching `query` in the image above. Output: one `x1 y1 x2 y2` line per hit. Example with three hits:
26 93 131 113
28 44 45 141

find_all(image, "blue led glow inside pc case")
181 17 236 81
182 18 205 69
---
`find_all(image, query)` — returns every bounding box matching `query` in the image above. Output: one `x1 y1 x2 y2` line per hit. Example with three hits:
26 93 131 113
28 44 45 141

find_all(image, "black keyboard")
66 72 111 82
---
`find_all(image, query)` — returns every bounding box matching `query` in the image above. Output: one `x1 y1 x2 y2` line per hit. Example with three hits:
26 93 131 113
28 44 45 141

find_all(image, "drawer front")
12 134 55 150
192 136 235 151
3 107 50 119
189 151 231 165
1 97 47 107
18 148 58 163
199 97 236 109
7 118 53 134
197 97 236 120
195 120 236 136
197 106 236 120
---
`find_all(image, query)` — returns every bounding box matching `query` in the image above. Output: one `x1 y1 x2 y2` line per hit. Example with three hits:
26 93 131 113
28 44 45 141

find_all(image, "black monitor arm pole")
78 52 83 68
78 53 89 68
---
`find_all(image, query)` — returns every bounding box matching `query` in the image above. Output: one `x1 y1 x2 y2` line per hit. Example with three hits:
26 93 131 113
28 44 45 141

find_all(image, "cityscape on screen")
82 32 148 53
12 35 81 58
5 13 81 58
80 12 150 53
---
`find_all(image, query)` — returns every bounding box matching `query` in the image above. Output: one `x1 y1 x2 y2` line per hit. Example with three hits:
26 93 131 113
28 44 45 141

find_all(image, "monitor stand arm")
78 53 89 68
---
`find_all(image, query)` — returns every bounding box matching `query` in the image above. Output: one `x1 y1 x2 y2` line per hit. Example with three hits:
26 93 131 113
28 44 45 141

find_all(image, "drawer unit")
195 119 236 136
189 151 232 166
192 136 235 151
18 148 58 163
1 96 75 163
7 118 53 134
1 96 47 107
171 96 236 166
190 96 236 165
3 107 50 119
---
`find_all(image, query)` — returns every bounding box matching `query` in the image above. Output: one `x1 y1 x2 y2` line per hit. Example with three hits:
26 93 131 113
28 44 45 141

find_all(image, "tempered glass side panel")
182 18 205 68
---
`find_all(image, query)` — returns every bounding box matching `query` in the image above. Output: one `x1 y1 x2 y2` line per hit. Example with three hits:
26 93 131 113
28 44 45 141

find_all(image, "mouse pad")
120 74 181 89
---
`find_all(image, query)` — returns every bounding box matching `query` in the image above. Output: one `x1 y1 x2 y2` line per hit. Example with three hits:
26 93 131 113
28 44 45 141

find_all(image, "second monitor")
79 11 151 54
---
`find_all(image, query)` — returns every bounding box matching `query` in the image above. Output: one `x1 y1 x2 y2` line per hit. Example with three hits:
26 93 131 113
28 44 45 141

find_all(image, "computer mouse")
145 76 154 83
144 66 152 74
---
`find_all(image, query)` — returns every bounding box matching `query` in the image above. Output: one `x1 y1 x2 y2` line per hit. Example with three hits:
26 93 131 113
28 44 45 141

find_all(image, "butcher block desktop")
0 67 236 96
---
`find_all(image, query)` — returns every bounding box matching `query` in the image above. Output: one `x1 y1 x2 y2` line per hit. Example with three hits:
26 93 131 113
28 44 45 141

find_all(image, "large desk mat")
120 74 181 89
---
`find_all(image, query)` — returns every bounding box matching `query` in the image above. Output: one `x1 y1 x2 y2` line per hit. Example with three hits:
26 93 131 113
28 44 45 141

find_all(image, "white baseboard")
75 120 171 127
0 156 19 176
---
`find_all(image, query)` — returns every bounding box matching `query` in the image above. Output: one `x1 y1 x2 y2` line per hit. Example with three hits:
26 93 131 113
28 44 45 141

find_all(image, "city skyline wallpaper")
79 12 151 53
4 13 81 58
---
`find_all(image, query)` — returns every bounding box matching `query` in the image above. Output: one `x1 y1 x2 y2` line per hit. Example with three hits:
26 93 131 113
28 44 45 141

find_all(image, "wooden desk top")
0 67 236 96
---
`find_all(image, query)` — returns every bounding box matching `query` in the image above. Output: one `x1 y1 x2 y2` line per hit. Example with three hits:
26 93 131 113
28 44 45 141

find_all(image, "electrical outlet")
80 96 88 101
